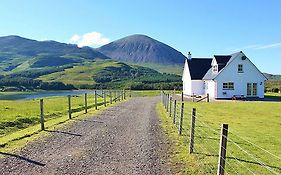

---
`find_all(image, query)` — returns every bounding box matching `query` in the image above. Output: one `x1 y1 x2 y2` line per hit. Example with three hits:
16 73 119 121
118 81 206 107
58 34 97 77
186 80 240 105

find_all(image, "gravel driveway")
0 97 172 175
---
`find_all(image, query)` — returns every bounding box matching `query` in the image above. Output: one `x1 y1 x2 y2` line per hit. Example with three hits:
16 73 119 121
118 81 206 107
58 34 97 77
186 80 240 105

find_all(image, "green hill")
0 35 109 74
38 60 182 89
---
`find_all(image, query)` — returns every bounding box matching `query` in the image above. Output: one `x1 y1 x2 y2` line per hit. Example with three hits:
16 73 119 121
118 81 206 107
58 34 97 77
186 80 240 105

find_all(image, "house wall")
182 59 192 95
215 53 265 98
183 79 192 95
205 80 216 98
191 80 205 95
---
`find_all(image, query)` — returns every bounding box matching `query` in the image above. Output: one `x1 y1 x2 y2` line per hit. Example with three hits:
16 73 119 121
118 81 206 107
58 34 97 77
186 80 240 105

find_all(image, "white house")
182 51 267 99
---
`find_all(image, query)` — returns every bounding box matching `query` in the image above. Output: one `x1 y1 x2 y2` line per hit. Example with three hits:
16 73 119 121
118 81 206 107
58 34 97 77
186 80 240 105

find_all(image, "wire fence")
161 91 281 175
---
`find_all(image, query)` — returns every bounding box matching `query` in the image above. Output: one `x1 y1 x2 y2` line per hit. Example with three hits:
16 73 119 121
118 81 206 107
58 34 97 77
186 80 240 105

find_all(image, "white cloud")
70 34 81 43
256 42 281 49
69 32 110 47
227 42 281 52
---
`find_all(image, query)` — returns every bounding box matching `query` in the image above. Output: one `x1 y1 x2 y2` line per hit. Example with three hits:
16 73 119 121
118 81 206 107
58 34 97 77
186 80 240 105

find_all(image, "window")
247 83 252 96
253 83 257 96
238 64 243 73
213 65 218 72
223 82 234 90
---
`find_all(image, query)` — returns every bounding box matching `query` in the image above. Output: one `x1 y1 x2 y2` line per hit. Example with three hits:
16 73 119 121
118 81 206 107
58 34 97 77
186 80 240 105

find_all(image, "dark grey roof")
202 68 219 80
187 58 212 80
203 52 241 80
214 55 231 71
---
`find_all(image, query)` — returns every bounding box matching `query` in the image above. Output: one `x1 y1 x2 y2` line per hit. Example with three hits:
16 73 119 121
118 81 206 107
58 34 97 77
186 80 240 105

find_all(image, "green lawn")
158 98 281 174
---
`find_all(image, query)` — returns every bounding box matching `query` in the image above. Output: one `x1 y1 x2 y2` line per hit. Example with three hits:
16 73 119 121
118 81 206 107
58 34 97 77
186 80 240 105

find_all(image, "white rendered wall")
191 80 205 95
182 59 192 95
215 53 266 98
205 80 216 98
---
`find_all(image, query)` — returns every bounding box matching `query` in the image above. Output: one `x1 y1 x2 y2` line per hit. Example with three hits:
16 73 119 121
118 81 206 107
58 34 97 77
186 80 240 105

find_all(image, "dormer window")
213 65 218 72
238 64 243 73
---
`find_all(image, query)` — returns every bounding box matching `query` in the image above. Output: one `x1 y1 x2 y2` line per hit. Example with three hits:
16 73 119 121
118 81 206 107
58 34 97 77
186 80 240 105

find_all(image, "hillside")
264 73 281 81
97 34 187 66
0 35 108 73
38 60 182 89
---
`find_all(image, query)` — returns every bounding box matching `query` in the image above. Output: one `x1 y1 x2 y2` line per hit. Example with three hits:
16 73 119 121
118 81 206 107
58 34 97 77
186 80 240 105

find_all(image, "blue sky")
0 0 281 74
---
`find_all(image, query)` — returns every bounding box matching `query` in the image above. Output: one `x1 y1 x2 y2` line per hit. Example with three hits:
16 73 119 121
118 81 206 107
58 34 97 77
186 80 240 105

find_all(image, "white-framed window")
238 64 243 73
213 65 218 72
223 82 234 90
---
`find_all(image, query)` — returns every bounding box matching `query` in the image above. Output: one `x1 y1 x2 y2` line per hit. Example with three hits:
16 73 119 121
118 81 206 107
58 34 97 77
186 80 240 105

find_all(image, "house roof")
214 55 232 71
187 58 212 80
203 52 240 80
184 51 267 81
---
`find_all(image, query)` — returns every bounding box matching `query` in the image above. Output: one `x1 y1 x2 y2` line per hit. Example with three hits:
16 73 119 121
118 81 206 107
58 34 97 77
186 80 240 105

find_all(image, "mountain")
97 34 187 65
264 73 281 81
0 35 108 73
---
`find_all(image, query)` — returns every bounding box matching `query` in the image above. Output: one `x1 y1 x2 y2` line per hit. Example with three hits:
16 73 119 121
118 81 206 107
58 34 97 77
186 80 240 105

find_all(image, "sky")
0 0 281 74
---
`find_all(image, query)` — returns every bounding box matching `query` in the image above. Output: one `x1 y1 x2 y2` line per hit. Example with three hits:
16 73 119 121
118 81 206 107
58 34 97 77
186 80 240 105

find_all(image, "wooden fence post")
95 90 98 110
189 108 196 153
68 95 71 119
181 92 184 101
173 100 177 124
40 99 44 130
104 90 107 107
84 93 88 113
163 93 166 109
169 96 172 117
121 90 124 101
217 124 229 175
119 91 121 101
207 93 210 102
110 90 112 104
166 94 168 112
192 93 195 102
178 102 184 135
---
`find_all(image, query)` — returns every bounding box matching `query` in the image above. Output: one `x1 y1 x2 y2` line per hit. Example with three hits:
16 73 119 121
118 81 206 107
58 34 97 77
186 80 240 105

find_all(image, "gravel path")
0 97 172 175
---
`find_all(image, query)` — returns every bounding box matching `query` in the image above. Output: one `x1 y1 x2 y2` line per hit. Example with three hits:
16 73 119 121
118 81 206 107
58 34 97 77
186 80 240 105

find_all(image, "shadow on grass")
44 129 82 137
194 152 281 171
0 152 45 166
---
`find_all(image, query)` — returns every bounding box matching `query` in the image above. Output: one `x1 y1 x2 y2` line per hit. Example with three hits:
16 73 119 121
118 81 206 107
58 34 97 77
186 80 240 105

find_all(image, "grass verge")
0 98 125 155
158 96 281 174
156 103 202 175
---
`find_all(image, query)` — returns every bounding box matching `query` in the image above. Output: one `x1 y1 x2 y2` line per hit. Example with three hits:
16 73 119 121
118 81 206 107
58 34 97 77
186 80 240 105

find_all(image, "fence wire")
161 92 281 175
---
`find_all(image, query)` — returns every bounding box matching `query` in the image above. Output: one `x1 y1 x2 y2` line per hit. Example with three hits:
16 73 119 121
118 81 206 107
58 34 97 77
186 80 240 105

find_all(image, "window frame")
238 64 243 73
213 65 218 72
223 82 234 90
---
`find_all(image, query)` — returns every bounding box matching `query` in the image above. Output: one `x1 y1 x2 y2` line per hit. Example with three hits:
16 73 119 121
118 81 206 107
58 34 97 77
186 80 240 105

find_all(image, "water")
0 90 102 100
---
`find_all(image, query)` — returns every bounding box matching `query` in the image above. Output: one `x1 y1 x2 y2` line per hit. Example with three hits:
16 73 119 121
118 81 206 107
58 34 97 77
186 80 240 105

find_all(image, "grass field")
0 91 126 153
158 95 281 174
0 94 108 136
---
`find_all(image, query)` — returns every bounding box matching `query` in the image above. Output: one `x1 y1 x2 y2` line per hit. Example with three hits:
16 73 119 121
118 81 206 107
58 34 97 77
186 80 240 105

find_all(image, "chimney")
188 52 192 60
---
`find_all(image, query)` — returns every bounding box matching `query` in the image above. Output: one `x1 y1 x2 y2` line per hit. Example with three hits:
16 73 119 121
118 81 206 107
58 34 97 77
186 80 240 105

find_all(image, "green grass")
0 98 122 154
158 99 281 174
38 60 120 86
0 94 125 153
130 62 183 75
265 92 281 100
0 94 107 136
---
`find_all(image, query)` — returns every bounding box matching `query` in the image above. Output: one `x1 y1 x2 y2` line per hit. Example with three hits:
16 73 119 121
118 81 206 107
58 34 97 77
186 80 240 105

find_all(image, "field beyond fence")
161 91 281 175
0 90 130 150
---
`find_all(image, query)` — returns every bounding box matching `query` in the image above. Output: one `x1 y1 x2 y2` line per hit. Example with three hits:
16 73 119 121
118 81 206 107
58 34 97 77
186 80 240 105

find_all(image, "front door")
247 83 257 97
